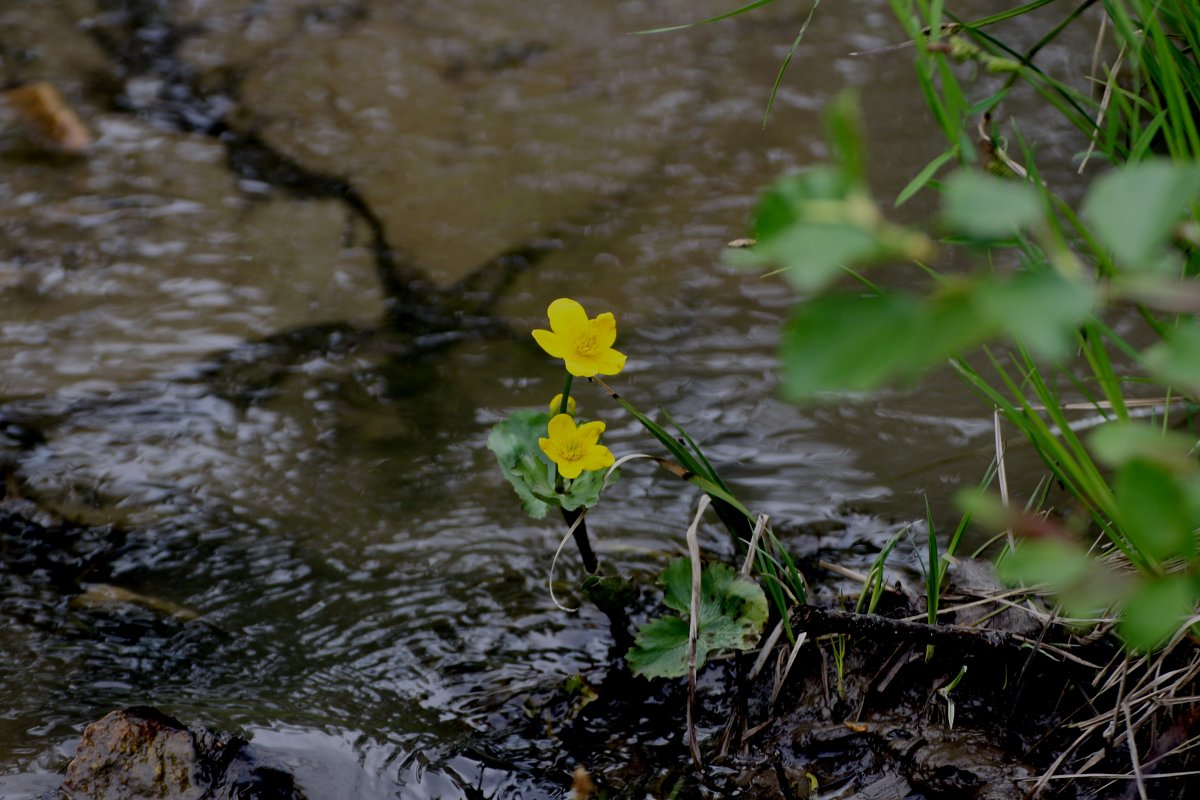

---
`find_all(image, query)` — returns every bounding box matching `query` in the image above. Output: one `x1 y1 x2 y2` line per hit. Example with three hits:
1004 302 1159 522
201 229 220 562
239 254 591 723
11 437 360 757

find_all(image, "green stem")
555 373 598 573
558 374 574 415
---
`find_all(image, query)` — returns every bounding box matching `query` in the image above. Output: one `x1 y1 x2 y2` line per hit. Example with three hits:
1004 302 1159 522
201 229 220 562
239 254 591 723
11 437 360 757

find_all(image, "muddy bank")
470 585 1197 799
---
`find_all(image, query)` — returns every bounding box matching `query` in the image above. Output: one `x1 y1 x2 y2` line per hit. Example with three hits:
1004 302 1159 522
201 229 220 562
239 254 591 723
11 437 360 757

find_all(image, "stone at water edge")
53 706 306 800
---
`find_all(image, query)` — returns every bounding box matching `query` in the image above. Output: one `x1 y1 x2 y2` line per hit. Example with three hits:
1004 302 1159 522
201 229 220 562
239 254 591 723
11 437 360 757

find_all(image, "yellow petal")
576 420 606 446
546 413 577 440
590 313 618 349
563 357 599 377
547 298 589 338
532 329 570 358
578 445 615 473
558 459 585 480
591 348 627 376
538 437 556 460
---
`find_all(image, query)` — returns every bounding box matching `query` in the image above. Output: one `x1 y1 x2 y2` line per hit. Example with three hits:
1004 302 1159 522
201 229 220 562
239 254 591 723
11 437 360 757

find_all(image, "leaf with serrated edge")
627 559 768 679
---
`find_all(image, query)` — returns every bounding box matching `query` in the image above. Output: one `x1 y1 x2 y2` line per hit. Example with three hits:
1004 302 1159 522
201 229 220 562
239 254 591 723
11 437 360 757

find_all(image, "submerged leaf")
626 559 768 679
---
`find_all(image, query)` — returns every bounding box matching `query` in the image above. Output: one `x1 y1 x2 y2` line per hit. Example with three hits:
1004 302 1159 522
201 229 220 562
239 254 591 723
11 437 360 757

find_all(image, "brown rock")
57 707 305 800
61 707 206 800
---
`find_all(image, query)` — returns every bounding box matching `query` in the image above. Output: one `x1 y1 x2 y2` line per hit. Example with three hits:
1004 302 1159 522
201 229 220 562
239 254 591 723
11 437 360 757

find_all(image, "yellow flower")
539 414 615 480
532 298 627 377
549 393 577 415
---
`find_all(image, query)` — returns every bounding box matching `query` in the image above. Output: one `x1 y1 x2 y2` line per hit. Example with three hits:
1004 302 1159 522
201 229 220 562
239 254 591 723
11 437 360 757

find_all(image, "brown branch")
791 605 1020 655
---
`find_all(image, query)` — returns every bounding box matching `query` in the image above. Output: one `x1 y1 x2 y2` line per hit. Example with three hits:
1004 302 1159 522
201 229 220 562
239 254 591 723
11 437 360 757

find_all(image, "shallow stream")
0 1 1104 797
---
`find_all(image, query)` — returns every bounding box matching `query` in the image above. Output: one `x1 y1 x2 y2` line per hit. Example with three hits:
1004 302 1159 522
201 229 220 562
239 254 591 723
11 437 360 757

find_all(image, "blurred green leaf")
972 271 1095 361
1082 160 1200 269
941 170 1043 238
826 90 866 187
1118 575 1197 652
997 538 1092 588
1089 422 1198 472
1115 459 1195 562
779 290 991 400
1145 321 1200 391
626 559 767 679
896 147 958 207
751 167 859 240
733 166 931 292
746 223 883 292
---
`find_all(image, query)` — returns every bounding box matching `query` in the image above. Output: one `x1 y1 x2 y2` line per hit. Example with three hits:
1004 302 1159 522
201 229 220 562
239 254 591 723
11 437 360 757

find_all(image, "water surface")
0 1 1104 796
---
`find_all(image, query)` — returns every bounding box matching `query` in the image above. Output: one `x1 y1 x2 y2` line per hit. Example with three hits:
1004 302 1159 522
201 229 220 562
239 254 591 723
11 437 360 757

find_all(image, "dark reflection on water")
0 0 1104 796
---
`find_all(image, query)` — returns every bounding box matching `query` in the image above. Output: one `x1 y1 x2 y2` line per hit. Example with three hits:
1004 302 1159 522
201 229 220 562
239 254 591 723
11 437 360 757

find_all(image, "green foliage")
1120 576 1197 652
996 538 1093 589
736 0 1200 651
1115 459 1195 563
626 559 768 679
1082 161 1200 270
995 420 1200 650
1145 323 1200 393
731 91 933 292
779 270 1095 400
941 169 1042 239
487 410 611 517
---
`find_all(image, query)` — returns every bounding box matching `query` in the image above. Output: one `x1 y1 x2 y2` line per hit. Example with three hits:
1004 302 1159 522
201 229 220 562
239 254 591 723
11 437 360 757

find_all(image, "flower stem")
557 374 574 415
562 506 598 574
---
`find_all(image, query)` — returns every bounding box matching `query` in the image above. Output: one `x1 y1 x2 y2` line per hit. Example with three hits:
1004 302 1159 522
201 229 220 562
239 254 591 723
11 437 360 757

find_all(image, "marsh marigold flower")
539 414 614 480
532 298 627 378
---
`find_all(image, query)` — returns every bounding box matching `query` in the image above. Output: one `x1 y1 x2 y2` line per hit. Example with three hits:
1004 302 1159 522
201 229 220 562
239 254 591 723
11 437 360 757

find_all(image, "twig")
791 605 1023 655
1125 702 1149 800
817 559 904 594
685 495 711 770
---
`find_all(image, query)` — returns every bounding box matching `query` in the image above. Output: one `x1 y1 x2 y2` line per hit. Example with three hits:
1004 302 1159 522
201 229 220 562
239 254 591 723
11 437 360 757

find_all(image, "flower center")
573 330 600 356
559 439 585 462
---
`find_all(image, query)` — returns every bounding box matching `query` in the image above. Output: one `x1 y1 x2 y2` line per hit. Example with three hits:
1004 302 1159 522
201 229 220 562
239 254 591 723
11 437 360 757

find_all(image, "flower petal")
590 313 618 350
558 460 585 480
546 413 577 440
563 357 598 378
546 298 589 338
538 437 556 460
591 348 627 376
532 329 569 359
576 420 606 446
578 445 615 473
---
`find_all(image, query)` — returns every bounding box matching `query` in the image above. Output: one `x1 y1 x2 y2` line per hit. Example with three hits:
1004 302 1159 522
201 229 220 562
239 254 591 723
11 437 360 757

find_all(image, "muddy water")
0 1 1102 797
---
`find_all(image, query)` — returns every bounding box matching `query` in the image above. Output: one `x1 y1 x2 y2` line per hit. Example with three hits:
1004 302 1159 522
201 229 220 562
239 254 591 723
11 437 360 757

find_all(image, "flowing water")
0 1 1104 797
